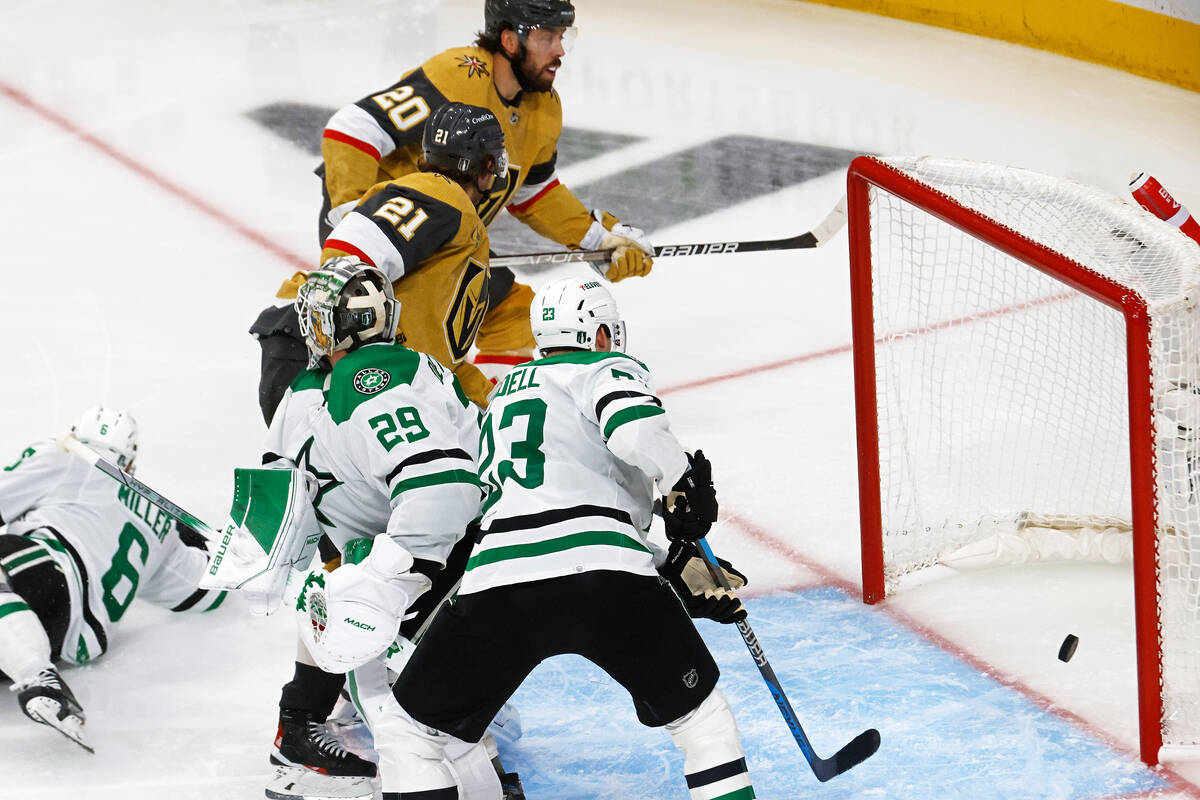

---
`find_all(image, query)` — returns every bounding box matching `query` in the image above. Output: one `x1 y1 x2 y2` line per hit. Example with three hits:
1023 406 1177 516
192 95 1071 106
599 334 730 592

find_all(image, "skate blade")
265 766 374 800
25 697 94 754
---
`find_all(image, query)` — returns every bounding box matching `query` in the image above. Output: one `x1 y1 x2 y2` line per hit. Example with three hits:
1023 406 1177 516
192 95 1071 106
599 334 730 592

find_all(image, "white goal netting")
861 156 1200 750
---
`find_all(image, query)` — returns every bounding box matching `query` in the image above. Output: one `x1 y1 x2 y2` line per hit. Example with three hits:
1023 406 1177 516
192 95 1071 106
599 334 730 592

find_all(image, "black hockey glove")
659 540 748 624
662 450 718 542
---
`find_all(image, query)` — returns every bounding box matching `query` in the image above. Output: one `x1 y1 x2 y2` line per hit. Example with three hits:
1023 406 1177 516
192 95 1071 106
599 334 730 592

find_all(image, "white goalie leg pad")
0 592 53 685
373 704 459 798
665 687 753 800
485 703 522 749
445 735 502 800
202 467 322 615
346 655 400 734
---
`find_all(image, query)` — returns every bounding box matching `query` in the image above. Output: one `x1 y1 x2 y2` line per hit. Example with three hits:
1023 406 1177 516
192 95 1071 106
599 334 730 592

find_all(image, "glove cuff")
364 535 415 579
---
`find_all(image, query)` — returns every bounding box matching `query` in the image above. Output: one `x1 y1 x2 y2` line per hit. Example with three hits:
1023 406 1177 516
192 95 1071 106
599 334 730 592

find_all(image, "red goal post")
846 155 1200 765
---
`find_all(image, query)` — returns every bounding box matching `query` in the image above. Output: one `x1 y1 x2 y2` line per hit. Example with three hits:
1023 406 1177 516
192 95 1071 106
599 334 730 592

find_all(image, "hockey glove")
582 210 654 282
660 540 747 623
297 536 430 673
662 450 718 542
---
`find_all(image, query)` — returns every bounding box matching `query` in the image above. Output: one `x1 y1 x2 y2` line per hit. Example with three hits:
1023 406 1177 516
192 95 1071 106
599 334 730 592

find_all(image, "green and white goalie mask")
530 277 626 354
199 467 322 615
296 258 399 368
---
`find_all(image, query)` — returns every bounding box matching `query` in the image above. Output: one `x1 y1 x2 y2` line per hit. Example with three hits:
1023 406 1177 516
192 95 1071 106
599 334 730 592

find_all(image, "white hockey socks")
0 590 53 685
666 687 755 800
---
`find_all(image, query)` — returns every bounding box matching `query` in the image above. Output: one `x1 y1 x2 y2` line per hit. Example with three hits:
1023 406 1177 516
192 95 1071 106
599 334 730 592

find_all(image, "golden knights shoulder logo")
457 55 490 79
353 368 390 395
445 258 490 363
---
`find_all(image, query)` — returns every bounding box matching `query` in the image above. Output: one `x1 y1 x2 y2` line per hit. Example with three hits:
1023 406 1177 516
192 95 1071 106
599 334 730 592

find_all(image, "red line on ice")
0 81 311 271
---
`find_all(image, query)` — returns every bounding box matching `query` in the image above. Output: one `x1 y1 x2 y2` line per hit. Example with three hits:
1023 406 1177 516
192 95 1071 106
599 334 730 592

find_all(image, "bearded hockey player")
0 408 224 752
369 278 757 800
251 0 655 423
263 260 525 800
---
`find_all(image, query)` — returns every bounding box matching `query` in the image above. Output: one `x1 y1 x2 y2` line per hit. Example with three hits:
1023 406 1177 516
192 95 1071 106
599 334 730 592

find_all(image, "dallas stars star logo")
457 55 490 78
294 437 342 527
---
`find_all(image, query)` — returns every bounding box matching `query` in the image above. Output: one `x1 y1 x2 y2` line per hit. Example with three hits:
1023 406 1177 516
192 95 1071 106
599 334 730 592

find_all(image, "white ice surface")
2 0 1200 797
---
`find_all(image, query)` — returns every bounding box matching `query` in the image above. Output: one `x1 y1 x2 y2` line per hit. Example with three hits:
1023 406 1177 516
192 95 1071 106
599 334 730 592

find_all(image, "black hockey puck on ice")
1058 634 1079 662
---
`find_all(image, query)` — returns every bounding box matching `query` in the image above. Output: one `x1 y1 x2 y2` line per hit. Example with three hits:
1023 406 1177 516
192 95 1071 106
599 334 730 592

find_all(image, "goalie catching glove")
581 210 654 282
663 450 719 542
660 540 748 623
297 536 431 673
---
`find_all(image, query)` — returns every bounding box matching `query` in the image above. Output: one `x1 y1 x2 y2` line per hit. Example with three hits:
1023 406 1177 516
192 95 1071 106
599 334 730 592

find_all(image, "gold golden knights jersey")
321 46 594 249
321 171 495 408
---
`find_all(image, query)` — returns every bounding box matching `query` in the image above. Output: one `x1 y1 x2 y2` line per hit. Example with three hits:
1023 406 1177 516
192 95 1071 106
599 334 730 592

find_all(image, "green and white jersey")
462 351 690 595
0 441 224 665
300 342 482 565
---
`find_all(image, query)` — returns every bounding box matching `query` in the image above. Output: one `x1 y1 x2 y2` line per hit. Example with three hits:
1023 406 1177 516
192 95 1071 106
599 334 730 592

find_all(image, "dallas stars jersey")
274 342 482 567
321 46 595 249
462 351 690 595
322 171 494 409
0 443 224 664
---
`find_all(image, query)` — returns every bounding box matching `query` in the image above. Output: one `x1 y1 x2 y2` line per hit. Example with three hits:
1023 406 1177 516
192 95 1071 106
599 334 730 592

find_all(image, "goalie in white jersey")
0 408 224 752
375 278 757 800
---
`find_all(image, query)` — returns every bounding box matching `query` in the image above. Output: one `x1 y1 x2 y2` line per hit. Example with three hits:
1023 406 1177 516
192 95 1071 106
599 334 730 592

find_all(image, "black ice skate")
15 667 93 753
266 707 376 800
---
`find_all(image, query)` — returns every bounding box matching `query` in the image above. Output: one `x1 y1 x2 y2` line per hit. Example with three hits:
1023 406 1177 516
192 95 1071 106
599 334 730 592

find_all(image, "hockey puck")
1058 634 1079 662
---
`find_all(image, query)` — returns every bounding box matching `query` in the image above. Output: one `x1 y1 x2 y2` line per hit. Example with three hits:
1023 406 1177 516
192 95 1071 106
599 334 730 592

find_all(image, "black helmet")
422 102 508 180
483 0 575 39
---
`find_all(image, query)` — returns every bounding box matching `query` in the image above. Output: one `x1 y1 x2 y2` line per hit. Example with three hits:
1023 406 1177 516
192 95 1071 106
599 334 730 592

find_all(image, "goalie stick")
58 434 216 537
489 196 848 271
696 537 881 782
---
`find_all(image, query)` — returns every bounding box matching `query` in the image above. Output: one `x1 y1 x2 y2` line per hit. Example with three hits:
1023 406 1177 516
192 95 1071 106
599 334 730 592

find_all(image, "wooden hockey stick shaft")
489 196 848 270
58 434 218 537
695 536 880 782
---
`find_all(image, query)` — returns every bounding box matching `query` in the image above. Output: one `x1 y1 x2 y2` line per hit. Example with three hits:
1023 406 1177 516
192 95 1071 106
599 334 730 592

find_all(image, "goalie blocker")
200 467 323 615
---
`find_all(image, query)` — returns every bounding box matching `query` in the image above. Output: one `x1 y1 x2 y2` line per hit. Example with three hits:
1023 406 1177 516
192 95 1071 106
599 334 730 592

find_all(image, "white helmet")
530 277 626 354
296 257 399 368
72 406 138 473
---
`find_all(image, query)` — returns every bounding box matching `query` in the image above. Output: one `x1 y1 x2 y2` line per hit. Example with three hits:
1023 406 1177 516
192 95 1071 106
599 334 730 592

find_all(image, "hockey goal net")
847 155 1200 765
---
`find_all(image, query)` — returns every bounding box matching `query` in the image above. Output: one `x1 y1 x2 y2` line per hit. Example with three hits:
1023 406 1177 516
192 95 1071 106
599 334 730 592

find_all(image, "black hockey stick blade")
812 727 881 782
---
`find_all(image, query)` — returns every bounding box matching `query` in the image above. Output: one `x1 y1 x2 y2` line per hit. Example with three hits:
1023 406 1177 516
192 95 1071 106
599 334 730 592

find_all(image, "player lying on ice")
364 277 757 800
0 408 224 752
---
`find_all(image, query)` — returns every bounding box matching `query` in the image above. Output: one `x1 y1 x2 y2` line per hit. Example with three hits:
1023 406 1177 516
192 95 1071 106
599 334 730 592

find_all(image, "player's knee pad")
665 687 753 799
0 591 53 684
373 705 458 796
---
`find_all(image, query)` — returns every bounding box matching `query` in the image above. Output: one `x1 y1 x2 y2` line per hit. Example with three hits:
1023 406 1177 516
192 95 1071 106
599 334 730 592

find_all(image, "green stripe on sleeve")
711 787 756 800
603 404 666 439
0 601 32 618
1 547 48 571
466 530 651 570
391 469 480 498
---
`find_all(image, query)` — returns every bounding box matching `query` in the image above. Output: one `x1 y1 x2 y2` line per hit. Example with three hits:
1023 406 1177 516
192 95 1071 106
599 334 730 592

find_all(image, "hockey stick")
696 537 880 782
489 196 848 271
58 434 217 537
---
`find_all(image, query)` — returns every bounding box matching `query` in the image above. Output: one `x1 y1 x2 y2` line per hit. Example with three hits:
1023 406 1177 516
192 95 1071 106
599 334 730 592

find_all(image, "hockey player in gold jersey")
317 0 654 382
252 0 653 424
318 100 501 406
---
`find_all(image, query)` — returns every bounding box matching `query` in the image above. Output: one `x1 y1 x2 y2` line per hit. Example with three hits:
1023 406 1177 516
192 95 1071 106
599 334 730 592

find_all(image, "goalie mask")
296 258 399 368
530 277 626 354
72 406 138 473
